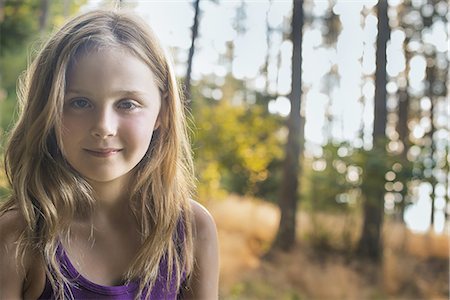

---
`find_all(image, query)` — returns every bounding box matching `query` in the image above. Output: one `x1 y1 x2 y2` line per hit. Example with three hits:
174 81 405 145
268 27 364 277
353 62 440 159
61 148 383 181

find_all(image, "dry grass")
208 195 279 289
207 196 450 300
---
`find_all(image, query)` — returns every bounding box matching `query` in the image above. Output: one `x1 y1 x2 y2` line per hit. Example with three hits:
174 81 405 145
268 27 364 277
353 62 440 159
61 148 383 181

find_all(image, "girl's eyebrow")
115 90 149 98
65 89 149 97
65 88 90 95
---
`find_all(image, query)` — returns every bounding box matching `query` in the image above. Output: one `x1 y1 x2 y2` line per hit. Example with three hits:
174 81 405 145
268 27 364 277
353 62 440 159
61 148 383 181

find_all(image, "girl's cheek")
123 114 159 133
62 117 89 135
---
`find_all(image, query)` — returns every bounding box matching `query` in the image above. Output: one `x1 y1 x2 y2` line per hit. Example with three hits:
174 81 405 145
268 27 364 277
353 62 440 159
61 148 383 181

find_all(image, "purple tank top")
37 245 183 300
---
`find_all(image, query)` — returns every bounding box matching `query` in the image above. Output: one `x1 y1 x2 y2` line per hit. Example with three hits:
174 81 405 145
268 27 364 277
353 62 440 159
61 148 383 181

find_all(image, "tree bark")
184 0 201 108
39 0 49 33
263 0 273 95
372 0 388 140
396 33 411 223
396 86 409 222
357 0 389 261
270 0 304 252
426 62 436 227
429 100 436 227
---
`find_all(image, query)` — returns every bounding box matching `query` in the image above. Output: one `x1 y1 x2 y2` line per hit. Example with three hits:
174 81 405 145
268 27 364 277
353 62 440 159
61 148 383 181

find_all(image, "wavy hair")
1 9 194 299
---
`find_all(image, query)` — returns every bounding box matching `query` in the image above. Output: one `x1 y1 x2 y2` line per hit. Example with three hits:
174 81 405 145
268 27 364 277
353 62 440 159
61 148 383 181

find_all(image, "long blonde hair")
1 10 194 299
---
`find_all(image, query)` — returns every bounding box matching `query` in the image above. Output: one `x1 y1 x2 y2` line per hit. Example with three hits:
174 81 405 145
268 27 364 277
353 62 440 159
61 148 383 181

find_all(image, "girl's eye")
70 98 91 109
117 100 139 110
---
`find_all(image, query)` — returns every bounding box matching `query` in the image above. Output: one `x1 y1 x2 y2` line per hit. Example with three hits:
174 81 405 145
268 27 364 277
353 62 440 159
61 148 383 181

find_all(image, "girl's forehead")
72 44 133 65
66 40 165 92
68 46 150 79
65 47 161 97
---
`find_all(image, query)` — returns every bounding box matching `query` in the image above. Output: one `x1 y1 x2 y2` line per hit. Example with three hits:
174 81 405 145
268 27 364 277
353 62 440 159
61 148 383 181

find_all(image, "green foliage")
352 140 415 209
50 1 89 28
302 143 359 212
0 96 16 134
0 152 9 200
191 78 284 200
301 140 416 217
353 144 389 202
0 46 27 131
0 0 40 53
0 0 87 132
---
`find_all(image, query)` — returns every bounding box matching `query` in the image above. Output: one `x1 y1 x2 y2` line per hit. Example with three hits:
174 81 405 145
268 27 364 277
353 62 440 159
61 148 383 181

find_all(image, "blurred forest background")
0 0 449 299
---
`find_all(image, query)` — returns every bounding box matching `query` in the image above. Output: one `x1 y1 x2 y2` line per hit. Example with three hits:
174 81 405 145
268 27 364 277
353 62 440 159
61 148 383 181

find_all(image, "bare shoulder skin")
184 200 220 300
0 201 219 300
0 210 45 300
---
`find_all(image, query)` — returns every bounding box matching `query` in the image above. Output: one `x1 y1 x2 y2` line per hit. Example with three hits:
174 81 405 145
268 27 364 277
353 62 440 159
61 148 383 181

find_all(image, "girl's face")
61 48 161 186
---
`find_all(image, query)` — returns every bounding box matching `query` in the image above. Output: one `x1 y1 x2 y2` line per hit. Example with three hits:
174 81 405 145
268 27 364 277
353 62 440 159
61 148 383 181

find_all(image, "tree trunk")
357 0 389 261
263 0 273 95
270 0 304 252
184 0 201 108
372 0 388 140
396 87 409 222
429 101 435 228
426 62 436 228
445 143 449 225
396 34 411 223
39 0 49 33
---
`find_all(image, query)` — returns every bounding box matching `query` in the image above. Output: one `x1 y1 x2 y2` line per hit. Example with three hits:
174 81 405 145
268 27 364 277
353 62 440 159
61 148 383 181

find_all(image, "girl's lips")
84 148 122 157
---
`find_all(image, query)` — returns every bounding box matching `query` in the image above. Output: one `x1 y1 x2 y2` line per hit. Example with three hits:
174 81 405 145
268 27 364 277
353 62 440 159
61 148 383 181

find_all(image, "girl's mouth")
84 148 122 157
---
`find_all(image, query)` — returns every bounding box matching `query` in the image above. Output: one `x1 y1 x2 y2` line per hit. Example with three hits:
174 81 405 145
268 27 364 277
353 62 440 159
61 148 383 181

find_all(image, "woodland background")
0 0 449 299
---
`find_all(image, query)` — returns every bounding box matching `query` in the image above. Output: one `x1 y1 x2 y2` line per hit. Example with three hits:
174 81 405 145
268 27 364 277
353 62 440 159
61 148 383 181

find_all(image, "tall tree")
445 132 449 225
396 79 410 222
184 0 201 107
421 0 447 230
357 0 389 260
39 0 49 32
270 0 304 252
427 93 436 226
262 0 272 95
396 13 412 222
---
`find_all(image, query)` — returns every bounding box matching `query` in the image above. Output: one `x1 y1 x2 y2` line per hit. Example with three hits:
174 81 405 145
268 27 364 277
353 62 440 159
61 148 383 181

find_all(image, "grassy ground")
208 196 449 300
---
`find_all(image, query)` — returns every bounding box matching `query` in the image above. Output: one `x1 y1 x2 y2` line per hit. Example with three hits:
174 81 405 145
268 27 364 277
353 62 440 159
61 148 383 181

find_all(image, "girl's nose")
90 107 117 139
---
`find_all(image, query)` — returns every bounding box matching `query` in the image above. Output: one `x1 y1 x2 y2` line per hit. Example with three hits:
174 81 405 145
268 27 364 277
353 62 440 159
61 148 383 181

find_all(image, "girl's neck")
88 178 131 213
88 181 137 232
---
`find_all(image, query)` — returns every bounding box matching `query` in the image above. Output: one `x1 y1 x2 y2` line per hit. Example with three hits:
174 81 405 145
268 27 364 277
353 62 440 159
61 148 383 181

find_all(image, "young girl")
0 9 219 300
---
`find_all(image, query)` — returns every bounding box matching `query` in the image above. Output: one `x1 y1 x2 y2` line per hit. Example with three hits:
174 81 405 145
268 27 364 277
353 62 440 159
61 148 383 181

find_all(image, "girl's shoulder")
0 209 28 298
0 208 27 249
186 200 220 299
189 199 217 241
0 209 46 299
